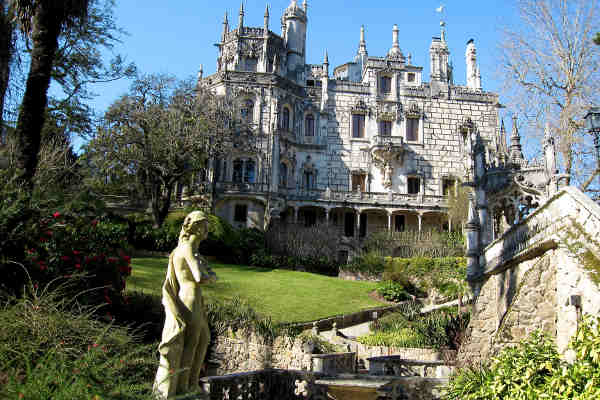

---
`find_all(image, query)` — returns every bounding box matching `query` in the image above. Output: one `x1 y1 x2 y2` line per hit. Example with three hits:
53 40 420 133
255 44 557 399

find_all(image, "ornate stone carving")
371 140 405 189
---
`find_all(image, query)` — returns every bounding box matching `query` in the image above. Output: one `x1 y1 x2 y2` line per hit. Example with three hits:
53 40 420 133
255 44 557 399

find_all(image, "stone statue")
154 211 217 399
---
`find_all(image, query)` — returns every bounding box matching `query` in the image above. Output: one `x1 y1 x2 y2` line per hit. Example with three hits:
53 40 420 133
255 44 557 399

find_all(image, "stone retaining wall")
459 188 600 365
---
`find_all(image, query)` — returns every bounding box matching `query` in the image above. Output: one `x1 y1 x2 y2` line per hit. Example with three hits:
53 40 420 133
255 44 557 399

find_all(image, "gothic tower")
282 0 308 83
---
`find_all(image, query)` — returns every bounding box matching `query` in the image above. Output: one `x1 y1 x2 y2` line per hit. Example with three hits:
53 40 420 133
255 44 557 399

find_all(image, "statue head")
179 211 209 243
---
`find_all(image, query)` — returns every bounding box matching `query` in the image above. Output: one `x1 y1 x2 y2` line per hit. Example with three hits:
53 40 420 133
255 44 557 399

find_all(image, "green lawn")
128 257 385 324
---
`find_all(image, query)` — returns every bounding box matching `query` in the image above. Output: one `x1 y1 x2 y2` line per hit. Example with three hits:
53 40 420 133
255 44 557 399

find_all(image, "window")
352 114 365 138
407 177 420 194
232 159 244 182
234 204 247 223
379 120 392 136
443 178 456 196
337 250 349 265
232 158 256 183
407 72 416 82
394 215 406 232
352 173 366 192
241 100 254 123
282 107 290 131
306 80 315 87
303 171 316 189
279 162 288 187
406 117 419 141
305 114 315 136
244 159 255 183
380 76 392 94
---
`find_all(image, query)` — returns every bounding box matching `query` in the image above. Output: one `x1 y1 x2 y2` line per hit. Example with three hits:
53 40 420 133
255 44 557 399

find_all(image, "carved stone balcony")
215 182 270 194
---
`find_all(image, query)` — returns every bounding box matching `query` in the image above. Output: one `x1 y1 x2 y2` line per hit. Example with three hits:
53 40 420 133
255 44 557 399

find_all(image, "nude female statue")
154 211 217 399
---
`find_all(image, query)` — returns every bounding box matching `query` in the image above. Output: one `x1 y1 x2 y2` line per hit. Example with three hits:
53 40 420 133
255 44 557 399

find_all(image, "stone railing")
400 86 428 98
283 189 447 208
215 181 270 194
311 353 356 375
330 80 370 94
371 135 404 147
367 356 455 378
200 369 328 400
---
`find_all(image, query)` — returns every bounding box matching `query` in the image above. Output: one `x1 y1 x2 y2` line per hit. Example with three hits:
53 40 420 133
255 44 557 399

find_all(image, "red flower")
61 256 70 261
73 250 81 255
53 211 61 218
75 264 82 270
108 257 118 263
122 255 131 262
91 220 99 226
40 265 47 271
45 230 53 237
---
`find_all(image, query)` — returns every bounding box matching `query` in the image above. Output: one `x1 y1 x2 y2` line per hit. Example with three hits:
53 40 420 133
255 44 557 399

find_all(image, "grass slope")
128 257 384 323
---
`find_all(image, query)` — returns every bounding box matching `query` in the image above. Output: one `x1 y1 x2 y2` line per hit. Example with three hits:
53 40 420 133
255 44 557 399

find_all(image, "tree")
86 74 236 227
500 0 600 193
0 0 15 133
10 0 91 188
594 32 600 45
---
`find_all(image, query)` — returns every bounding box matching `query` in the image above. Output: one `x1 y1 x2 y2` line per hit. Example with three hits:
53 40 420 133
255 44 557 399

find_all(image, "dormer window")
305 114 315 136
380 76 392 94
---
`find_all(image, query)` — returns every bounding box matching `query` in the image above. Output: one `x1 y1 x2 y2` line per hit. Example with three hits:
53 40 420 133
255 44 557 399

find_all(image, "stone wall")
210 330 313 375
459 188 600 365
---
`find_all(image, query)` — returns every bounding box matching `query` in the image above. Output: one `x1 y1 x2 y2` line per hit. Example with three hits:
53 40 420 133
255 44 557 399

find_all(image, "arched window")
305 114 315 137
241 100 254 124
232 159 244 182
279 162 288 187
244 159 256 183
282 107 290 131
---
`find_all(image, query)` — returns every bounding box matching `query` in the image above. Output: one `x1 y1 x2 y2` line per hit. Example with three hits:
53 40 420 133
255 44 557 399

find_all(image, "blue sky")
90 0 516 116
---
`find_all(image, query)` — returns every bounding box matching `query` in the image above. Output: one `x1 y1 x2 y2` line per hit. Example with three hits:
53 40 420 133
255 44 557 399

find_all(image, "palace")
200 0 509 255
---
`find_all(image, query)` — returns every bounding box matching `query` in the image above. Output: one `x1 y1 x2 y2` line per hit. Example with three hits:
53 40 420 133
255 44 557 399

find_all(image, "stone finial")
264 4 269 31
467 193 479 226
466 39 478 89
273 53 279 74
407 53 412 65
323 50 329 65
197 64 203 81
440 20 446 42
358 25 368 56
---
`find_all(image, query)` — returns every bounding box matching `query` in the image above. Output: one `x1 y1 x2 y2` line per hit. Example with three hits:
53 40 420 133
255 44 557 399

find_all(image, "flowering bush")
21 211 132 310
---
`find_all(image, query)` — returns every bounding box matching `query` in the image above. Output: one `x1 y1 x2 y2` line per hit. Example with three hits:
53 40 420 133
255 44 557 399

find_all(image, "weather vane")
436 4 447 41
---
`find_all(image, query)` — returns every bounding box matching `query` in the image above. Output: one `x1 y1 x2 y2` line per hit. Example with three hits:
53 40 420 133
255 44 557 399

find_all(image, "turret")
358 25 368 57
321 50 329 111
221 12 229 42
282 0 308 83
466 39 481 89
429 21 450 83
197 64 203 84
264 4 269 33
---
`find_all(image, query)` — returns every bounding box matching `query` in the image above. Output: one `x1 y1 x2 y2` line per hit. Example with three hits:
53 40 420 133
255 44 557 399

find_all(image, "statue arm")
183 247 216 284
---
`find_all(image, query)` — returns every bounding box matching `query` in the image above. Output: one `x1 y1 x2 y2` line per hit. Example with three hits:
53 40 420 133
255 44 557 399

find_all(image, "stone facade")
198 1 505 246
459 188 600 364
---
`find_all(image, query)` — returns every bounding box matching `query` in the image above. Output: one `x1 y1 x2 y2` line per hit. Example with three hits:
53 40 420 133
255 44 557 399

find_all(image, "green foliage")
376 280 411 302
361 229 464 259
345 251 387 275
359 304 469 350
384 256 468 300
444 317 600 400
0 288 156 399
298 332 344 354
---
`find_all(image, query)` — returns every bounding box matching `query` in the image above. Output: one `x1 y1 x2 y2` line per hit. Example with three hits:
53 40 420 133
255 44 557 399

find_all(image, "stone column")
325 209 330 225
387 212 392 231
417 213 423 233
465 194 481 295
270 129 280 193
356 210 361 238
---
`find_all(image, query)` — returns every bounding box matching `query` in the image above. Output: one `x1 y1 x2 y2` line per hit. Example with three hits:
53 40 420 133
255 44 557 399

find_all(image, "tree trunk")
14 4 62 189
0 0 13 133
150 177 174 228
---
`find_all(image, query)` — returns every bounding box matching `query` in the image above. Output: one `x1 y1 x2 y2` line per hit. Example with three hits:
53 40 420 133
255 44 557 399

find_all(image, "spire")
302 0 307 13
323 50 329 65
197 64 203 81
272 53 279 74
357 25 368 56
238 1 244 31
510 115 525 164
323 50 329 76
440 20 446 42
264 4 269 32
222 12 229 42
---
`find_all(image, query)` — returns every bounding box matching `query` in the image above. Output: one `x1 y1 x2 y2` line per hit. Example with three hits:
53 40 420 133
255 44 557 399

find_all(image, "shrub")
0 183 132 312
344 251 386 275
362 229 464 258
0 288 156 400
443 316 600 400
376 280 411 302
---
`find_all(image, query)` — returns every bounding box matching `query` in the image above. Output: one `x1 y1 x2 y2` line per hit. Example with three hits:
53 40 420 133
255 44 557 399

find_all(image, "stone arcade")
197 1 506 257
